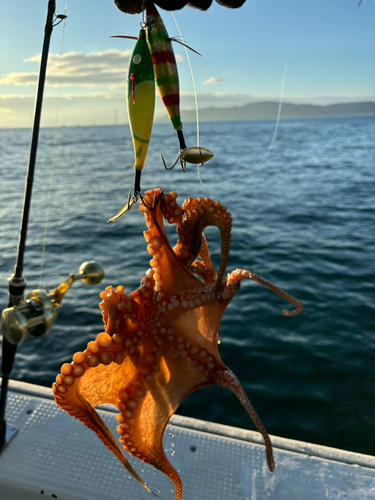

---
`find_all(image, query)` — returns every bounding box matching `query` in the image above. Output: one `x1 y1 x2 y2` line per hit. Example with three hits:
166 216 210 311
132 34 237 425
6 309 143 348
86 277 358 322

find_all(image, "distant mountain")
157 101 375 123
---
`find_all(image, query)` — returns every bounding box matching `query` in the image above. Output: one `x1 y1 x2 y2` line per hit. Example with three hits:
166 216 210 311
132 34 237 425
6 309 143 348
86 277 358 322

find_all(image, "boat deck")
0 379 374 499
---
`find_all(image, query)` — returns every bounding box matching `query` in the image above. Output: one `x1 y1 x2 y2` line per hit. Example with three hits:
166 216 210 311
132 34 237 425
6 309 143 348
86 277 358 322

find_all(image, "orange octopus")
53 189 302 499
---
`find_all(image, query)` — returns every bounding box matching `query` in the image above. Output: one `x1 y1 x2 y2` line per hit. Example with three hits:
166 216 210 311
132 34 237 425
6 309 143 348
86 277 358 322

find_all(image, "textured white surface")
1 382 375 500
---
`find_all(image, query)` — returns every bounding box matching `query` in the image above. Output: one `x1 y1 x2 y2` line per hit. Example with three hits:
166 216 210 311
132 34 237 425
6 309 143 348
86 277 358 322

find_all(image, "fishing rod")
0 1 104 453
0 0 61 452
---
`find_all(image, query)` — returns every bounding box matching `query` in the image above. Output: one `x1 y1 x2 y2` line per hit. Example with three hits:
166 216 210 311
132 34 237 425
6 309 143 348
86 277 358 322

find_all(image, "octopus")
53 189 303 499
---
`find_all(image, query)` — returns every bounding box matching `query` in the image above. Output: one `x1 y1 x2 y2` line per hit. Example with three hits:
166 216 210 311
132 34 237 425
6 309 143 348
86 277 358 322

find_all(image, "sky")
0 0 374 128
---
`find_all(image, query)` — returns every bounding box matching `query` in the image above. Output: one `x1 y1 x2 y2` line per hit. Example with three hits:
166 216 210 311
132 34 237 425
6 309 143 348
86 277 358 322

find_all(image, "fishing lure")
109 3 213 221
108 28 155 223
145 2 213 171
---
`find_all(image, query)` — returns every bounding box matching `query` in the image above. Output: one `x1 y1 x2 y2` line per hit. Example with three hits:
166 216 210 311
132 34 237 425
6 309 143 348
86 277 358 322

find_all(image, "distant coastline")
1 101 374 129
156 101 375 123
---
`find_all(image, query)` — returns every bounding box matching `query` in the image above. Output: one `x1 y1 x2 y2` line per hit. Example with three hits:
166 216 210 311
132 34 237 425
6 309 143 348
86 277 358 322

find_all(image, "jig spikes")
145 3 213 172
109 28 155 222
108 189 135 224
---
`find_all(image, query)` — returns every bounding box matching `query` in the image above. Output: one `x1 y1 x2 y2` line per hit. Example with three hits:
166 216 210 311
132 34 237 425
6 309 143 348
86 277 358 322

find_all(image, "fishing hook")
139 189 164 211
161 146 213 172
161 151 186 171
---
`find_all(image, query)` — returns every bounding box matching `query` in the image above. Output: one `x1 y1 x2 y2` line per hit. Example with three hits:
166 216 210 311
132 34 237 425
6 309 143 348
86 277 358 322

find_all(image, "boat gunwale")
3 377 375 470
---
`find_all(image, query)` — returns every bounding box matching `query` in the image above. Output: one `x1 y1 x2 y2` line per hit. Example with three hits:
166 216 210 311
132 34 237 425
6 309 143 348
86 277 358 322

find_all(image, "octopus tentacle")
141 189 202 299
160 191 183 226
225 268 304 316
213 369 275 472
198 233 217 279
175 196 232 291
53 329 150 492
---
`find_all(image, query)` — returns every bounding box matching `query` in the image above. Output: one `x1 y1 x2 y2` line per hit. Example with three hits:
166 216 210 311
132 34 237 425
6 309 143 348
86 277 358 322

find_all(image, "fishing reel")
1 261 104 346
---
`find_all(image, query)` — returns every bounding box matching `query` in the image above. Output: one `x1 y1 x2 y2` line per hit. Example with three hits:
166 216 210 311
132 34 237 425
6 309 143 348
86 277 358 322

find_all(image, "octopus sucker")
53 188 303 500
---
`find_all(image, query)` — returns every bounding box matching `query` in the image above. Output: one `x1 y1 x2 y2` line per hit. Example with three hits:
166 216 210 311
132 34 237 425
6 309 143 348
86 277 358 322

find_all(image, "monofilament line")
253 59 288 168
39 8 67 285
231 59 288 183
171 12 206 187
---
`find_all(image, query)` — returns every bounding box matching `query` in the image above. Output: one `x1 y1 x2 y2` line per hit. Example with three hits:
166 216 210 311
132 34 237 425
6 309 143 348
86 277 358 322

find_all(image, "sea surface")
0 116 374 456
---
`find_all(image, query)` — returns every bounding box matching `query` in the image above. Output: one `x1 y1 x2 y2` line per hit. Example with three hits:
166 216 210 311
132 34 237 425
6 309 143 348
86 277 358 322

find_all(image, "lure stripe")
146 3 182 131
170 116 182 129
162 95 179 107
147 31 167 44
133 133 150 144
150 50 176 66
156 75 179 89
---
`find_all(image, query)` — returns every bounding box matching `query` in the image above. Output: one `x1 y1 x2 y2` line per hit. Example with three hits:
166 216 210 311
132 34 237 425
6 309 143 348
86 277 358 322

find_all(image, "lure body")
127 28 155 187
108 28 155 223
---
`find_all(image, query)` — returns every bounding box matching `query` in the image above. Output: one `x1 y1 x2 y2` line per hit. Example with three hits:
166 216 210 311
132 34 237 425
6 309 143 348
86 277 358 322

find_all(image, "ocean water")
0 116 374 456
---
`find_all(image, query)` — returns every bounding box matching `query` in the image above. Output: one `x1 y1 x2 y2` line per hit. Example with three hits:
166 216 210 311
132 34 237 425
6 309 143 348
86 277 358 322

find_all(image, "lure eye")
133 54 142 64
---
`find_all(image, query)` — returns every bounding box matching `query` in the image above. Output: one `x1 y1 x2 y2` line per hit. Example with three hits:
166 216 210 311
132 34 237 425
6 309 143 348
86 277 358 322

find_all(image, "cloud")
0 93 130 128
203 77 224 85
0 50 132 89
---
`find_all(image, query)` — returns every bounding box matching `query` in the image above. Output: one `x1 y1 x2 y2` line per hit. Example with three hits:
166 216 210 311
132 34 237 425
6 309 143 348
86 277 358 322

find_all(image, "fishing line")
170 12 206 187
39 7 67 285
230 59 288 183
